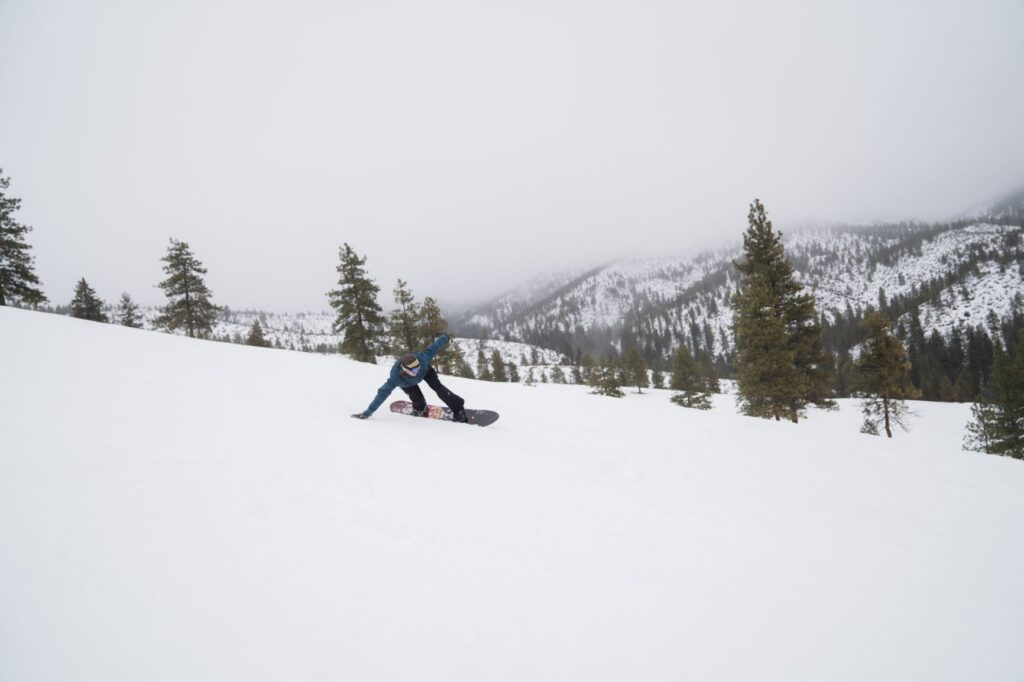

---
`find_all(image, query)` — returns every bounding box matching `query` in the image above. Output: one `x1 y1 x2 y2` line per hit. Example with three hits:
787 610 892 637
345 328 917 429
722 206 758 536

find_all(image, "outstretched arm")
422 334 450 363
356 376 398 418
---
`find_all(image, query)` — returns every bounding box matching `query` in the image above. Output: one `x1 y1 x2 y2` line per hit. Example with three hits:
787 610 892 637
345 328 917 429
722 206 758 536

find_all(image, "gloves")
351 412 369 419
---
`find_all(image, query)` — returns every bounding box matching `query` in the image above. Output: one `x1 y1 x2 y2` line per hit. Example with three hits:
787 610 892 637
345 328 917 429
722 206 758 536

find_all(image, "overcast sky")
2 0 1023 312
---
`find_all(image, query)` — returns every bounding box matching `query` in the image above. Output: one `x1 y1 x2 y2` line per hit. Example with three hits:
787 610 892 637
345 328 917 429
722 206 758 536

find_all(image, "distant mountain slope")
452 218 1024 361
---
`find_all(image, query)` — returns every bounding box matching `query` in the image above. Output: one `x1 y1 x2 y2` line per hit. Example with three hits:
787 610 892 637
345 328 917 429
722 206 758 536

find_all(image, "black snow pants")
402 367 465 413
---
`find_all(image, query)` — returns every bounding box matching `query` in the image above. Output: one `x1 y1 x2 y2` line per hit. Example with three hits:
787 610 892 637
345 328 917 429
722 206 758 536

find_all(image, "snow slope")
2 306 1023 682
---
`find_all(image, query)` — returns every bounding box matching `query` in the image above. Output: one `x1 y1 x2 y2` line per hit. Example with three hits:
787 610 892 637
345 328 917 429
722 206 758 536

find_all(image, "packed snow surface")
2 306 1023 682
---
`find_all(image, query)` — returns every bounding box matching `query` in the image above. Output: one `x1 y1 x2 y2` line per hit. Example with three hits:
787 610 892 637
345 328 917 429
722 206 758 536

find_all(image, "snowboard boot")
411 406 428 417
452 409 469 423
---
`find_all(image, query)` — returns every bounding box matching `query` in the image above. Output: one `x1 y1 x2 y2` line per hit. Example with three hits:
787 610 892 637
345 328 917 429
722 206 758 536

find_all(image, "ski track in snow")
2 306 1023 682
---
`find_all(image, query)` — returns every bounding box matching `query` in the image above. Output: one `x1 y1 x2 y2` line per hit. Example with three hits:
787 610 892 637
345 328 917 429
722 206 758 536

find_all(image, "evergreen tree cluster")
450 215 1023 412
325 244 478 376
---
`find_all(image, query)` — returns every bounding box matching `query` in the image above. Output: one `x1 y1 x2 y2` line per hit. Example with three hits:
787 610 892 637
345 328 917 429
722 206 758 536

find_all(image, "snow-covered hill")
2 306 1023 681
453 220 1024 358
117 307 569 376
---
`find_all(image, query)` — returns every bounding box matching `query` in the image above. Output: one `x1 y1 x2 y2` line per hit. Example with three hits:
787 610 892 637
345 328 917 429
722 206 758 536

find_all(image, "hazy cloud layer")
2 0 1023 311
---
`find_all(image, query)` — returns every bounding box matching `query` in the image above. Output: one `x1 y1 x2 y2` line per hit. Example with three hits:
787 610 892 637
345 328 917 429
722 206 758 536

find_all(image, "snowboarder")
352 334 468 422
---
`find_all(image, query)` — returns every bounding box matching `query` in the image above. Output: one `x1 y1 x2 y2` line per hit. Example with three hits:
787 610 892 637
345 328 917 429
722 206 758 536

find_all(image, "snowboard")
389 400 500 427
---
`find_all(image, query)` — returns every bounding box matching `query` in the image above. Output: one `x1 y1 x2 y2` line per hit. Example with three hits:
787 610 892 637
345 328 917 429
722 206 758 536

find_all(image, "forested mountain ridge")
451 207 1024 383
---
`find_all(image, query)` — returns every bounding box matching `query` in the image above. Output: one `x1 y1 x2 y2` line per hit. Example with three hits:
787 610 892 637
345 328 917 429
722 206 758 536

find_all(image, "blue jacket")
362 335 450 416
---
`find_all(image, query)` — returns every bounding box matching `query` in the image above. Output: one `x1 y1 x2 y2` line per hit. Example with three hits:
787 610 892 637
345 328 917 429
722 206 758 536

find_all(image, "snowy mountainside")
453 220 1024 358
2 306 1024 681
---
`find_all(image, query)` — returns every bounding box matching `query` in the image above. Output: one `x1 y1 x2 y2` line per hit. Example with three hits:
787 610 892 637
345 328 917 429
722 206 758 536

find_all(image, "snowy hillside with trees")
454 221 1023 360
2 306 1023 681
450 212 1024 404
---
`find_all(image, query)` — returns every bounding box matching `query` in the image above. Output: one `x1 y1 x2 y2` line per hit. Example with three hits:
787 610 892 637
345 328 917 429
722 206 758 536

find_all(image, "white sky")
2 0 1023 311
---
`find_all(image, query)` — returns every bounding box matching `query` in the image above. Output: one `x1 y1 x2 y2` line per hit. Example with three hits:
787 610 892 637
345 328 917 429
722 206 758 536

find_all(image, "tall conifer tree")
154 238 220 338
0 170 46 306
852 312 919 438
327 243 384 362
387 279 421 353
70 278 107 322
731 199 829 422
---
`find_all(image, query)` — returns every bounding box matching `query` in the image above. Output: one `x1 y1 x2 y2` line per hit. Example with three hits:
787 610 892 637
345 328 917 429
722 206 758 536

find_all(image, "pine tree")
651 368 665 389
490 349 509 382
154 238 220 338
622 345 649 394
697 353 721 393
0 169 47 307
450 350 476 379
964 401 1000 455
114 292 143 328
524 367 537 386
964 336 1024 458
590 355 624 397
327 243 384 362
388 279 421 353
507 363 520 383
580 354 596 384
669 344 712 409
731 199 828 422
476 342 493 381
549 365 565 384
70 278 107 322
852 312 919 438
246 320 271 348
418 296 467 373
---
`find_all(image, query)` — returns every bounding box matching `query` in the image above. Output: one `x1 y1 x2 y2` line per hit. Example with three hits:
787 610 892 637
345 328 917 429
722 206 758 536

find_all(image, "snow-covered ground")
2 306 1023 682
